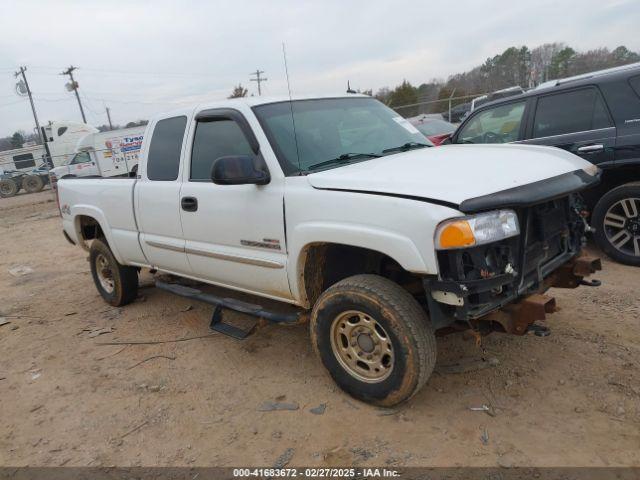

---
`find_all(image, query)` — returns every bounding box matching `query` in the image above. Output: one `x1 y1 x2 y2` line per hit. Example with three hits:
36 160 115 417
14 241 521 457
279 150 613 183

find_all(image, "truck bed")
58 177 147 266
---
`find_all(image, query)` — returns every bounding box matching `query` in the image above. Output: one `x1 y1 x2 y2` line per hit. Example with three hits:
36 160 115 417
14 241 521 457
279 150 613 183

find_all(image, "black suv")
447 63 640 266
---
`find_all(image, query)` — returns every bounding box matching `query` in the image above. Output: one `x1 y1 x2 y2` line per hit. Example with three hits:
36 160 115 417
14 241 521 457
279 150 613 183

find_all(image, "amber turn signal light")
437 221 476 249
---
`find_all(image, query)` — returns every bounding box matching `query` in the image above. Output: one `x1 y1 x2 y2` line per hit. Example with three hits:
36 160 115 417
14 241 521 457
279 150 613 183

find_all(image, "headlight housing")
435 209 520 250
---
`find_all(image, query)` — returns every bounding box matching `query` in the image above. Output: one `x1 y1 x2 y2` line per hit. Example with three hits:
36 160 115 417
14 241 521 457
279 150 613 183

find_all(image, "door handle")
576 144 604 154
181 196 198 212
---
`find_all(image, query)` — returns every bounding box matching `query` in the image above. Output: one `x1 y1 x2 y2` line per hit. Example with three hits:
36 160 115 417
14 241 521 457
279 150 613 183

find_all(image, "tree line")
375 43 640 117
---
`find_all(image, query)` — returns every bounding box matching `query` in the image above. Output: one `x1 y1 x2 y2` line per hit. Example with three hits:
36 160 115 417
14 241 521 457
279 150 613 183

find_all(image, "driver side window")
190 119 254 181
70 152 91 164
458 101 526 144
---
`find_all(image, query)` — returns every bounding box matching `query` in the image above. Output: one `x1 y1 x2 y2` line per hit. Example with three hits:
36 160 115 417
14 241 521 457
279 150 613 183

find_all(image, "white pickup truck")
58 94 602 406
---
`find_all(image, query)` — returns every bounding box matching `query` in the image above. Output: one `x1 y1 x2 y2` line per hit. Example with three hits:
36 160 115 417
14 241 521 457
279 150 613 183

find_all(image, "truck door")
178 109 291 301
135 115 192 275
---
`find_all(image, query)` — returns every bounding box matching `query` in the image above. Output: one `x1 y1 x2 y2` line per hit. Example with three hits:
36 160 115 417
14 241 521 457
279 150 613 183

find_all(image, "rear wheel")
592 183 640 266
310 274 436 407
23 174 45 193
89 239 139 306
0 178 18 198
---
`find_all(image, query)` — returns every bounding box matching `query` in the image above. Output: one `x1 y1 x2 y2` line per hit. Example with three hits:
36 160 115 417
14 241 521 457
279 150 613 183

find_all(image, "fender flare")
70 205 126 264
288 222 431 306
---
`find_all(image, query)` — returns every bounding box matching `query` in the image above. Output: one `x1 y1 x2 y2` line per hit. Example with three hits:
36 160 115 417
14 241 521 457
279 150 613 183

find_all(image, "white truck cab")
50 126 145 180
57 94 602 406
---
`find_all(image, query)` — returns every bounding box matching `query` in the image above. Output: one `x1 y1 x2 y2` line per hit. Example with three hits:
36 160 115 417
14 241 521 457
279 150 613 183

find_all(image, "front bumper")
424 195 601 331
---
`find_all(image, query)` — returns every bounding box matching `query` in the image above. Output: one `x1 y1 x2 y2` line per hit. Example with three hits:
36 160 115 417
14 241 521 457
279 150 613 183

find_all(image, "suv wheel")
89 239 139 306
310 274 436 407
592 183 640 266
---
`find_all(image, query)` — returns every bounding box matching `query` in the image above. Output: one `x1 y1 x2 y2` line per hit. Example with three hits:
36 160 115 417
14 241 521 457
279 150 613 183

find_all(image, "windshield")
253 97 432 175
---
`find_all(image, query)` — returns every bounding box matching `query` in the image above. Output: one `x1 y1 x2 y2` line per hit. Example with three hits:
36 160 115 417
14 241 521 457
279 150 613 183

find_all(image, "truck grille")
435 195 585 319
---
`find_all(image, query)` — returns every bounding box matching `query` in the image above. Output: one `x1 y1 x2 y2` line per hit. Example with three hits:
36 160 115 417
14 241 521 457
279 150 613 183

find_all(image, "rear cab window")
146 116 188 181
532 87 613 138
457 101 526 144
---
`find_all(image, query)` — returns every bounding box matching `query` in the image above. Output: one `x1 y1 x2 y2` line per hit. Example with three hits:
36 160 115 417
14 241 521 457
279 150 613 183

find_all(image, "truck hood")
306 144 598 212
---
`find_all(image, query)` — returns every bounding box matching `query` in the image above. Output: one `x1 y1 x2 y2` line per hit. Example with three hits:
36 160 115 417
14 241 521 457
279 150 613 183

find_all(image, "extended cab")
58 95 601 406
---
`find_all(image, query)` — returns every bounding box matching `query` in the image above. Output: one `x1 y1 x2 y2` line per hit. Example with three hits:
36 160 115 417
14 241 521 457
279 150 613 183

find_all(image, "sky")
0 0 638 135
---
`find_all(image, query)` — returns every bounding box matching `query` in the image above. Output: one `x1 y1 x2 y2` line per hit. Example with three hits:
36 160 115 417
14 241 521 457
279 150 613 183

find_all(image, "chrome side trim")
145 239 186 253
185 246 284 269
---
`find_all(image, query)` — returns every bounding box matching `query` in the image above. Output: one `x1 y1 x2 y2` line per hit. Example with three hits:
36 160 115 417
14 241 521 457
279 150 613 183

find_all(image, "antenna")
282 42 301 173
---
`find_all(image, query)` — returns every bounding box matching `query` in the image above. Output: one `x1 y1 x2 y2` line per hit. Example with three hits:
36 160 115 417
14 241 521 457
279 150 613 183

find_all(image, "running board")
155 281 300 339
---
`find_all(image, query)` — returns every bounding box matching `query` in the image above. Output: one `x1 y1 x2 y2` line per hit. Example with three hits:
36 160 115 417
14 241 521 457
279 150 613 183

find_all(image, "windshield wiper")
382 142 430 154
306 152 381 171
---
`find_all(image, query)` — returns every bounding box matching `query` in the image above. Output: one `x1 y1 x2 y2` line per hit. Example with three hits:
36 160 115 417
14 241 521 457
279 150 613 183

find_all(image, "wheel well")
300 243 423 307
76 215 104 241
584 167 640 210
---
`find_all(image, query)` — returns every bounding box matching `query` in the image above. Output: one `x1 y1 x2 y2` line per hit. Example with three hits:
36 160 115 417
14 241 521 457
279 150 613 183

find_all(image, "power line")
60 65 87 123
249 69 267 96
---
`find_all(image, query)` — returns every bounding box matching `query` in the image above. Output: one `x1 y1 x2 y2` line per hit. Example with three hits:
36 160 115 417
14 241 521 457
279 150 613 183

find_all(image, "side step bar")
156 281 301 339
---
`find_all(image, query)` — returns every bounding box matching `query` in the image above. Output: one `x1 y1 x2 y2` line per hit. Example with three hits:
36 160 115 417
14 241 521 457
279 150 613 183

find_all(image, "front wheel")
310 274 436 407
89 239 139 306
592 183 640 266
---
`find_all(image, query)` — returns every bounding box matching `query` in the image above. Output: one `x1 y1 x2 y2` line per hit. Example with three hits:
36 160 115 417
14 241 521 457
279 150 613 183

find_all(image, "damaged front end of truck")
424 169 602 336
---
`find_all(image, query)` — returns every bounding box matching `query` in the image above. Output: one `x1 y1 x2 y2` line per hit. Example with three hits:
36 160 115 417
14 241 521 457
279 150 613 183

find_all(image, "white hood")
306 144 594 206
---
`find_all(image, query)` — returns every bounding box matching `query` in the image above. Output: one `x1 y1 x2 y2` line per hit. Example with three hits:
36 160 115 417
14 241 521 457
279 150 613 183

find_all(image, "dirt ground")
0 190 638 468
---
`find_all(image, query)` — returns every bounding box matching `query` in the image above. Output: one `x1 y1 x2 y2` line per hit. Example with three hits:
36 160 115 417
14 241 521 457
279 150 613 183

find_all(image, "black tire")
0 178 18 198
22 174 45 193
89 238 138 306
310 274 436 407
592 183 640 266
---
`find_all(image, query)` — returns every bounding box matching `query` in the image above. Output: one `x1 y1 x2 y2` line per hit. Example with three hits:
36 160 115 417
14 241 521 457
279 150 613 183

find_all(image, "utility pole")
14 66 44 145
60 65 87 123
106 107 113 130
249 69 267 96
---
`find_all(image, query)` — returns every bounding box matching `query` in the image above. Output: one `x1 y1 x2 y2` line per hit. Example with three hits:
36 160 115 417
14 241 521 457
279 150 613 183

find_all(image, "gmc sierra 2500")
57 95 601 406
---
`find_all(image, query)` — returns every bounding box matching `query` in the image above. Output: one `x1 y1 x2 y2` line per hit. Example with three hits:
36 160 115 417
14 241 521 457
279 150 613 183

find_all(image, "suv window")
533 88 612 138
190 119 254 181
630 75 640 98
457 101 525 144
147 116 187 181
70 152 91 164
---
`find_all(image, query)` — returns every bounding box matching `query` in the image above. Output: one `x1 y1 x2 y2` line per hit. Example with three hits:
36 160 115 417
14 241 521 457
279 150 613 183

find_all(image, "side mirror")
211 155 270 186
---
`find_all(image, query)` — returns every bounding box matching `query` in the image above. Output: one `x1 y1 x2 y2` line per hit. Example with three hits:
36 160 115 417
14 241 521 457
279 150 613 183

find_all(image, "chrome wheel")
329 310 394 383
603 197 640 257
95 253 115 293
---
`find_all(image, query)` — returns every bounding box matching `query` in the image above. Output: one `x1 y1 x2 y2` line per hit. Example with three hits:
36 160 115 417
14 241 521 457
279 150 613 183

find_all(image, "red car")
408 115 457 145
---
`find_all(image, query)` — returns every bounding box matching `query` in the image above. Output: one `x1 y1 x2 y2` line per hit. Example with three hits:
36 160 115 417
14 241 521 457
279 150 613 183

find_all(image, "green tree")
612 45 640 64
388 80 419 117
548 47 576 79
10 131 24 149
228 84 248 98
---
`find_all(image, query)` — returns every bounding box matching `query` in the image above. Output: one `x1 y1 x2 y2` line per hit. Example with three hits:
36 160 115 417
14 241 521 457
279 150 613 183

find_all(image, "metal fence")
390 92 487 123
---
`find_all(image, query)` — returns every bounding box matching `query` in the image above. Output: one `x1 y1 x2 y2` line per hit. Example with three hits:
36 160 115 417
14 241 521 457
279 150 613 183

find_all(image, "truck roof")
150 93 370 121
